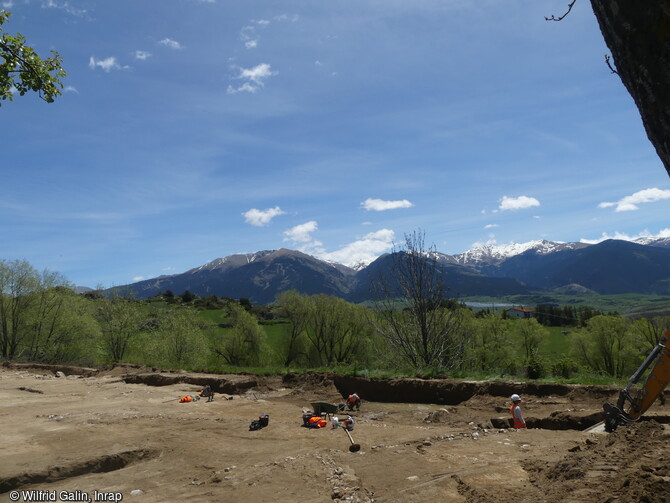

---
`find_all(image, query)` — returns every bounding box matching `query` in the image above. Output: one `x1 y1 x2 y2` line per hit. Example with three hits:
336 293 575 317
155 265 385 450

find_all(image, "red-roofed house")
504 306 534 319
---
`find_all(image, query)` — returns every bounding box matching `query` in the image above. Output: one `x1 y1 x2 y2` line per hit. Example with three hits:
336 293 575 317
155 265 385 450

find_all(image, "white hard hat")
511 394 521 402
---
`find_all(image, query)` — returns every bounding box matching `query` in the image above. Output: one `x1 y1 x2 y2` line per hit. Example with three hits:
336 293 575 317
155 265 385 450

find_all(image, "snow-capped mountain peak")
453 240 586 267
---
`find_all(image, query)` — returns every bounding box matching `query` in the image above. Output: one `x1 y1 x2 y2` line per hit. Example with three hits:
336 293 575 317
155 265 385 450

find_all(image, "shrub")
551 357 580 379
526 356 546 379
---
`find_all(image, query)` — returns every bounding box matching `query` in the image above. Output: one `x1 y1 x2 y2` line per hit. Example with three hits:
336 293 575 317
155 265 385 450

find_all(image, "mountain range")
114 238 670 305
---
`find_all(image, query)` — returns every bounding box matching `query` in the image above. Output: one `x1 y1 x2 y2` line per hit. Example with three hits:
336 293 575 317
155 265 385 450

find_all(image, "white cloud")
497 195 540 212
284 221 318 243
239 21 270 50
227 83 257 94
63 85 78 93
283 221 324 256
471 237 498 248
274 14 299 22
135 50 151 60
361 198 414 211
227 63 276 94
580 228 670 244
42 0 87 17
598 188 670 212
280 224 395 267
159 38 183 50
240 63 274 84
242 206 286 227
2 1 14 8
484 224 499 229
88 56 126 72
318 229 395 267
240 25 260 49
133 276 145 281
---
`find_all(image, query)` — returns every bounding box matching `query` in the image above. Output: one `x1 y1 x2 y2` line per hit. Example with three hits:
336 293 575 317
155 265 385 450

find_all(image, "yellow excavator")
604 329 670 432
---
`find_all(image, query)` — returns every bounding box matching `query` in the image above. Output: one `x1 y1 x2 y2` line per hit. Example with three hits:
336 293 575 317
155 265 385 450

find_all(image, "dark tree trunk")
590 1 670 178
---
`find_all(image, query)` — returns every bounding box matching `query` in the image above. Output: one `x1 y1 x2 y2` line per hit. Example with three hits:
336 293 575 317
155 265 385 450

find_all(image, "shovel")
343 427 361 452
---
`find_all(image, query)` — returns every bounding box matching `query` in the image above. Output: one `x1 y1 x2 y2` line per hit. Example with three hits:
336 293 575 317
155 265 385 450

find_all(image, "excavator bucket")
604 329 670 432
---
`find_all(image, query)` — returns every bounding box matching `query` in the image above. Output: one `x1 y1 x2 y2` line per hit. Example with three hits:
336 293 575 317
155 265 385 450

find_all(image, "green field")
197 310 292 355
536 326 572 357
463 294 670 318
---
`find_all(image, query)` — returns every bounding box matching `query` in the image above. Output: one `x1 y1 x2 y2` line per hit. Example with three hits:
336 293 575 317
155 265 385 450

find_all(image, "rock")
423 409 452 423
55 371 66 378
130 490 143 496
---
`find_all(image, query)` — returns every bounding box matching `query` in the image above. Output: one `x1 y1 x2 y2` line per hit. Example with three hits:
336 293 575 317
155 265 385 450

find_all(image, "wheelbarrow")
310 401 345 419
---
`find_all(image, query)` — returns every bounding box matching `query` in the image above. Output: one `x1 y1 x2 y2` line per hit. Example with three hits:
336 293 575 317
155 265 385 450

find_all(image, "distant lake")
465 302 517 308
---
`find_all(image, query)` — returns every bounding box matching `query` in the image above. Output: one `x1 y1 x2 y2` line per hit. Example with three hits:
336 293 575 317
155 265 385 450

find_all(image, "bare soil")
2 363 670 503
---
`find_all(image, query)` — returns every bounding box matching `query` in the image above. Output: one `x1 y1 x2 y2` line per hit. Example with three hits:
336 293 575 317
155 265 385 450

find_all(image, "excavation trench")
122 373 261 394
1 361 99 377
490 411 605 430
71 368 670 432
327 374 621 406
0 449 158 494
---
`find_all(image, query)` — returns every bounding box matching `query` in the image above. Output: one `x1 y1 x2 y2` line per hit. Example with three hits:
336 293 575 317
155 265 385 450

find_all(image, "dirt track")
2 364 670 503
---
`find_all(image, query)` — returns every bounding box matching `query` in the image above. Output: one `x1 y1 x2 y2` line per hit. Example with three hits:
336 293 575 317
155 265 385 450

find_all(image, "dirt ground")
2 364 670 503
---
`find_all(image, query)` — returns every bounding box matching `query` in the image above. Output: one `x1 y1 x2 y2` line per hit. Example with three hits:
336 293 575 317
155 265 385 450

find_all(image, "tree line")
2 255 669 382
532 304 604 327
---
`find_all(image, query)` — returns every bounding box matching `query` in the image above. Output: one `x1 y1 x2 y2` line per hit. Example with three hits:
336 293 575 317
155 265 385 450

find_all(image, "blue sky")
2 0 670 288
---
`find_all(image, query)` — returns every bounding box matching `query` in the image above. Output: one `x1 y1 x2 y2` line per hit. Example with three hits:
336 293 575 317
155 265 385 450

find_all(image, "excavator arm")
604 329 670 432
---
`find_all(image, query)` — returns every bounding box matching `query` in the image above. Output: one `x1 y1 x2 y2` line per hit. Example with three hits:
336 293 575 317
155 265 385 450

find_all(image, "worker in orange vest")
346 393 361 411
510 394 526 429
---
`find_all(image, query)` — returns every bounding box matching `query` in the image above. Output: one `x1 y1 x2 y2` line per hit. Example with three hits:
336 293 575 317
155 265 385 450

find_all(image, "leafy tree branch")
0 10 66 105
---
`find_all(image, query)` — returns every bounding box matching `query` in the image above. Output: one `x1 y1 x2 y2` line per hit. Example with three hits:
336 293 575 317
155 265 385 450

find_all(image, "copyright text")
8 490 123 503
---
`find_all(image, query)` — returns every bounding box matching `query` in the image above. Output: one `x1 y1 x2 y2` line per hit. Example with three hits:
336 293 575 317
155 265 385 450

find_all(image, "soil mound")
525 421 670 503
1 361 99 377
282 371 337 392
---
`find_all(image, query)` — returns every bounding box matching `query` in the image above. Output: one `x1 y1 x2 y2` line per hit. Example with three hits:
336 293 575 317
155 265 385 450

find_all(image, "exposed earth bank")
1 362 670 503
